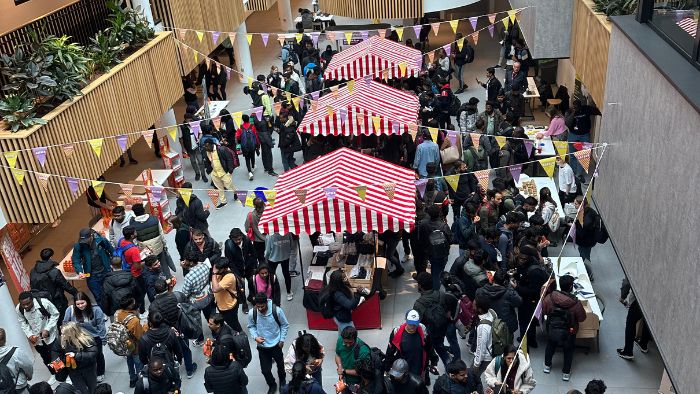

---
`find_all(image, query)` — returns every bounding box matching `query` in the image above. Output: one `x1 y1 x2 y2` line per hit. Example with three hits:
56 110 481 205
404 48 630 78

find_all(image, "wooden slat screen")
570 0 611 106
0 33 182 224
318 0 423 19
246 0 277 12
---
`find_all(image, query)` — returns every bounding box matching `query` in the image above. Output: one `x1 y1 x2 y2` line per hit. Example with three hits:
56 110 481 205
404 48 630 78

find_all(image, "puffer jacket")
149 291 180 329
475 284 522 334
51 340 98 371
463 260 488 287
542 290 587 332
138 325 183 366
135 366 181 394
101 270 140 316
29 259 77 311
204 361 249 394
130 214 166 255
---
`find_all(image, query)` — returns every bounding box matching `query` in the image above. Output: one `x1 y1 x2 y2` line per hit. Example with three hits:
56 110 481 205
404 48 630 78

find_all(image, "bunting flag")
67 177 80 196
456 37 465 52
311 91 320 101
398 61 407 77
347 80 355 94
408 123 418 140
554 140 568 159
540 157 556 178
311 101 318 112
331 85 339 97
196 31 204 42
292 97 300 111
207 189 220 207
261 33 269 46
273 102 282 116
246 34 253 45
428 127 439 143
211 31 220 44
363 75 372 86
326 106 334 117
472 31 480 46
180 188 193 206
91 180 105 198
233 112 243 128
449 20 459 34
382 182 396 200
344 32 353 44
323 187 337 200
395 27 404 41
570 223 577 246
36 172 50 192
354 185 367 201
245 191 255 207
120 184 134 199
524 140 534 156
360 31 368 41
178 29 186 41
431 22 441 36
372 116 381 132
509 165 523 183
414 56 423 68
475 169 490 191
11 168 25 185
488 25 495 37
285 91 292 102
3 151 18 168
521 330 529 359
235 190 248 206
488 13 497 24
447 130 458 146
311 32 320 46
378 29 387 39
228 32 236 43
327 32 336 41
412 25 422 39
190 121 201 139
88 138 104 158
445 174 460 192
212 116 222 130
29 147 48 168
193 51 198 63
294 189 307 205
469 16 479 31
508 9 518 23
62 144 75 158
225 67 231 80
427 51 435 64
503 16 510 29
142 130 154 149
339 108 348 124
116 135 128 153
443 43 451 56
355 114 364 124
574 149 592 172
533 298 544 321
263 190 277 207
415 179 428 198
471 133 481 148
495 136 507 148
277 35 286 47
254 106 264 121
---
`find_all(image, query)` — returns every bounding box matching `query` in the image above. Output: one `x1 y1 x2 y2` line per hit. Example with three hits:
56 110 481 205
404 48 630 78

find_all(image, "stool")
547 98 562 110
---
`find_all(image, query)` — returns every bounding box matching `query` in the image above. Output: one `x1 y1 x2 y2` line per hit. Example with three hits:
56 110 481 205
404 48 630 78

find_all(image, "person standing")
277 112 301 172
236 114 261 181
114 296 145 388
71 228 113 307
180 112 207 183
137 312 184 374
566 100 601 180
483 345 537 394
101 256 140 317
283 332 325 386
265 232 294 301
334 326 370 388
118 226 146 313
452 33 474 94
16 292 59 383
181 253 214 347
388 359 428 394
182 229 221 275
248 293 290 394
211 259 243 332
63 292 107 383
573 196 600 262
0 328 33 393
475 270 522 337
135 358 181 394
256 116 279 177
130 203 175 279
504 61 527 95
476 67 503 103
175 182 210 235
245 198 268 265
542 275 586 382
203 140 237 209
30 248 78 326
326 270 365 333
617 278 652 360
556 157 577 204
413 273 451 369
204 345 249 394
224 228 258 315
108 206 135 248
384 310 438 383
418 205 453 290
51 322 99 394
472 295 496 375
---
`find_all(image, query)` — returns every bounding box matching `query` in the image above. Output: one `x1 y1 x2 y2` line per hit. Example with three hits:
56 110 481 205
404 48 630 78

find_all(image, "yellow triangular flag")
91 180 105 198
327 106 334 117
372 116 381 133
354 186 367 201
395 27 404 41
179 188 192 206
193 51 198 63
521 331 528 359
503 16 510 29
540 157 556 178
347 80 355 94
344 32 353 44
295 33 303 43
196 31 204 42
11 168 25 185
553 141 568 159
428 127 438 143
88 138 104 158
246 34 253 45
456 37 465 52
263 190 277 207
398 61 407 77
3 151 18 168
508 9 518 23
248 76 254 88
495 136 507 149
245 191 255 207
168 127 178 142
292 97 300 111
285 91 292 102
445 174 460 192
233 111 243 128
449 20 459 34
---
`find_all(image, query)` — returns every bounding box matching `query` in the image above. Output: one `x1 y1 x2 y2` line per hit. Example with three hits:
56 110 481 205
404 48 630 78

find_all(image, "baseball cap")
389 359 409 378
78 228 92 243
406 309 420 326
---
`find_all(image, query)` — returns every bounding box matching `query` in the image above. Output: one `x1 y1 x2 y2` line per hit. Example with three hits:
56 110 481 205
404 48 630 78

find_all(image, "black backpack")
149 340 176 369
593 213 609 244
240 125 257 153
253 303 282 327
176 302 203 340
0 347 18 394
421 298 450 338
219 331 252 368
465 45 475 64
546 293 577 337
449 96 462 117
428 229 450 260
353 343 385 375
318 290 334 319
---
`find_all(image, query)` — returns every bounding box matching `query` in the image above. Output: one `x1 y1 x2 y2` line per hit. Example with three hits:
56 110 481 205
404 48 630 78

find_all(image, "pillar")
0 280 32 357
234 22 254 77
131 0 157 29
277 0 295 33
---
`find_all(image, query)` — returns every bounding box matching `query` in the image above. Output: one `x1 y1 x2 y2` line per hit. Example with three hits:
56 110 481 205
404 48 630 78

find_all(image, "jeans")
281 150 297 171
94 337 105 376
243 151 256 172
567 133 590 176
269 259 292 294
544 331 576 374
187 149 205 177
334 318 355 334
428 256 448 291
86 272 106 307
455 63 465 90
126 353 144 382
578 246 593 261
258 345 286 388
69 366 97 394
623 300 651 355
220 303 242 332
179 337 196 374
446 322 461 361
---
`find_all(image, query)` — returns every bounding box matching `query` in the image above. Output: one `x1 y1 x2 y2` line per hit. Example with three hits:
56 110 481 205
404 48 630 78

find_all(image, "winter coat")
135 367 181 394
0 345 33 389
515 261 549 304
71 231 113 275
384 324 436 377
130 215 167 255
446 168 479 204
203 146 236 174
483 350 536 393
183 235 222 263
101 270 140 316
575 207 599 248
138 325 183 366
149 292 180 329
204 361 249 394
433 370 483 394
463 260 488 287
115 309 145 348
175 194 210 232
475 284 522 333
51 340 98 371
282 378 326 394
542 290 587 332
16 297 59 345
224 237 258 277
29 259 77 312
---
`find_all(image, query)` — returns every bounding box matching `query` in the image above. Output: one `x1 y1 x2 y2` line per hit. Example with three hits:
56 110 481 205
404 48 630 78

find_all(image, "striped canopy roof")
299 79 420 136
258 148 416 235
323 35 423 81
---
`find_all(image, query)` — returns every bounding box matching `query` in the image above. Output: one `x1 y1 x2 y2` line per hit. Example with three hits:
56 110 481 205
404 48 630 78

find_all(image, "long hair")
538 186 558 210
326 269 351 299
61 322 94 351
294 332 323 361
72 291 94 322
287 361 308 394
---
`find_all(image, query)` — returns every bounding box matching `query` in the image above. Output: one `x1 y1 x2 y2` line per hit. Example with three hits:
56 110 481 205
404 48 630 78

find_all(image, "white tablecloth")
515 175 565 217
551 257 603 320
525 126 555 157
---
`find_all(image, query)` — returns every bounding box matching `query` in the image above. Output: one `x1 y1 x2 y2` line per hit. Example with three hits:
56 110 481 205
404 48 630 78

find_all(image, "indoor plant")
0 94 47 132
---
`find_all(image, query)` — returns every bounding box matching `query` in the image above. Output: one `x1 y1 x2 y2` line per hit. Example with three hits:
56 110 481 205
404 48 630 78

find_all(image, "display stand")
140 169 173 233
158 134 184 188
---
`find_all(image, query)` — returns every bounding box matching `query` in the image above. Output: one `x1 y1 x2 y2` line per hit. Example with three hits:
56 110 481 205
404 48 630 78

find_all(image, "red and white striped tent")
259 148 416 235
299 79 420 136
323 35 423 81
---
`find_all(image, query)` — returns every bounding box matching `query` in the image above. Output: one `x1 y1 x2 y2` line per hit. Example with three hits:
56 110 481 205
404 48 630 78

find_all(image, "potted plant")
89 30 126 74
0 95 47 132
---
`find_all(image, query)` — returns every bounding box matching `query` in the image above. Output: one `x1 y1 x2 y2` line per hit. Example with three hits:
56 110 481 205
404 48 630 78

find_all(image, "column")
0 282 32 357
234 22 254 76
131 0 157 30
278 0 295 32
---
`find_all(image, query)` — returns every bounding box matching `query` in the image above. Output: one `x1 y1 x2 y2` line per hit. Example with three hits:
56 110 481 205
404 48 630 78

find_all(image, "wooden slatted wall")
246 0 277 12
318 0 423 19
0 33 182 224
570 0 612 107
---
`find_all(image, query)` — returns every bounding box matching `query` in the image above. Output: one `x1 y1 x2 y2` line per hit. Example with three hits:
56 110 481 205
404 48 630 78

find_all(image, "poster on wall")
0 233 30 292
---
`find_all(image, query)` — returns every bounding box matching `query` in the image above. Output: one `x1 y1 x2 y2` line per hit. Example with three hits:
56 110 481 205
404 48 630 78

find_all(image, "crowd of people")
0 18 636 394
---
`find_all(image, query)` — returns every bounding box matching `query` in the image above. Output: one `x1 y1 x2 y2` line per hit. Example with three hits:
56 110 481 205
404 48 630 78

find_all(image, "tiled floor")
16 1 666 393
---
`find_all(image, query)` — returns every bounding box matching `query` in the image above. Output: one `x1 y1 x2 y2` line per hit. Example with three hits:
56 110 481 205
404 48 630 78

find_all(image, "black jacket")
391 373 429 394
183 236 222 263
433 371 483 394
175 195 210 231
101 270 140 316
475 284 522 333
417 219 453 252
180 124 194 153
138 325 183 366
504 70 527 94
332 290 360 323
203 146 235 174
135 367 181 394
30 259 77 311
51 340 98 372
204 361 249 394
446 168 479 204
255 119 275 148
575 207 598 248
515 261 549 305
149 292 180 329
211 322 236 350
482 77 502 103
278 123 301 153
224 237 258 277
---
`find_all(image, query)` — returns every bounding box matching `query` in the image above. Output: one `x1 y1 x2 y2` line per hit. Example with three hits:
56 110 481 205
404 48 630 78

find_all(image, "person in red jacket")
236 114 261 181
383 310 438 382
119 226 145 313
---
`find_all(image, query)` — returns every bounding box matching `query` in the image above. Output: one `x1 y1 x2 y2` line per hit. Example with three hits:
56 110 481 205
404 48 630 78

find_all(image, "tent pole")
298 234 306 290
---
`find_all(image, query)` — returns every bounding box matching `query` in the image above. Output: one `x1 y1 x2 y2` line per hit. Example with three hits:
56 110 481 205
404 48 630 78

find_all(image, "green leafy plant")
0 48 57 99
106 0 155 49
89 30 125 74
0 95 47 132
32 34 90 102
593 0 638 16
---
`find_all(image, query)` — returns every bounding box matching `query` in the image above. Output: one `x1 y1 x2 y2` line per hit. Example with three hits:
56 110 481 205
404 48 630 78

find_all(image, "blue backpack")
240 125 257 153
114 237 138 271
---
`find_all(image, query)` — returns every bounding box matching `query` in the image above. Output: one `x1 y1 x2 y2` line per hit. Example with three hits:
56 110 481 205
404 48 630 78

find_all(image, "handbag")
441 145 460 164
548 211 561 232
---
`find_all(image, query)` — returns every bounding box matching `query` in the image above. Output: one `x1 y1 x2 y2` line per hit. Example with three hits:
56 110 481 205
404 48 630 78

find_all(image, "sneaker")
287 292 294 301
48 376 57 386
129 159 138 165
289 270 300 277
635 339 649 353
617 348 634 360
242 303 249 314
216 202 227 209
268 171 279 176
129 379 137 388
405 253 413 261
562 373 571 381
187 363 198 379
97 375 105 383
201 176 208 183
543 364 551 374
193 339 205 347
248 172 254 181
195 174 201 181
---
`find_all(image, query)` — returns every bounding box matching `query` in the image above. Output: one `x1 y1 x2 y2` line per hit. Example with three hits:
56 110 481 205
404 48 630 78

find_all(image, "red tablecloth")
306 293 381 330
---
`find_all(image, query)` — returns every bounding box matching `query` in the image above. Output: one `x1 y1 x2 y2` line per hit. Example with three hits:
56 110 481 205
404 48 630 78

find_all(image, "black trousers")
544 331 576 374
253 241 266 265
258 345 286 388
36 340 55 375
94 337 106 376
269 259 291 293
518 302 538 345
135 275 147 313
623 300 651 355
261 144 274 172
220 303 242 332
243 151 256 172
69 366 97 394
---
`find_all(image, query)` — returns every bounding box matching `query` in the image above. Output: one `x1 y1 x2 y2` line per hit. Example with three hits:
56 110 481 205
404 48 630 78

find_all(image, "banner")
91 180 105 198
148 186 164 202
294 189 307 205
412 25 422 39
246 34 254 45
236 190 248 206
179 188 192 206
540 157 556 178
263 190 277 207
261 33 269 46
63 144 76 158
88 138 104 158
430 22 441 36
469 16 478 31
31 147 48 167
196 31 204 42
347 80 355 95
428 127 439 143
168 127 178 142
395 27 404 41
495 136 506 149
372 116 382 132
211 31 220 44
121 184 134 199
524 140 534 157
206 189 219 207
554 140 568 158
382 183 396 200
3 151 18 168
449 20 459 34
66 177 80 196
509 165 523 183
475 169 490 191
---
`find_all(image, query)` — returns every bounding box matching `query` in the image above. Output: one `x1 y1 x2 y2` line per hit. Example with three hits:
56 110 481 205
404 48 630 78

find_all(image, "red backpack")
457 295 477 331
246 211 254 240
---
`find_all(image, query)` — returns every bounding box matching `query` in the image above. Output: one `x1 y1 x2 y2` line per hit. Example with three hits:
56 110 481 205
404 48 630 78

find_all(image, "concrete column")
0 281 32 357
234 22 254 76
278 0 295 32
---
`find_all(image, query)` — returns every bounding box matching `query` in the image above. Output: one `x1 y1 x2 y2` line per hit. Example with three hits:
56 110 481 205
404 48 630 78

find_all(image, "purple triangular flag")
524 140 534 157
360 31 368 41
443 43 451 57
415 179 428 198
488 25 495 37
299 98 306 109
447 130 458 146
582 142 594 150
253 106 264 121
391 122 400 134
324 187 337 200
236 190 248 204
32 147 48 168
190 121 201 139
116 134 128 153
469 16 478 31
412 25 422 39
415 57 423 69
363 75 372 87
225 67 231 80
66 177 79 196
211 31 221 44
148 186 163 201
509 165 523 183
311 32 320 46
534 299 543 321
261 33 269 47
311 91 320 101
339 108 348 124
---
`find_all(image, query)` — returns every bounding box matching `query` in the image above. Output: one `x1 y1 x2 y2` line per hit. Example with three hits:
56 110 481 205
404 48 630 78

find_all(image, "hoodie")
475 284 522 334
54 382 81 394
0 345 33 389
264 233 292 262
463 260 488 287
542 290 587 332
29 259 77 310
101 270 139 316
474 309 496 366
138 325 183 366
247 300 289 348
433 370 484 394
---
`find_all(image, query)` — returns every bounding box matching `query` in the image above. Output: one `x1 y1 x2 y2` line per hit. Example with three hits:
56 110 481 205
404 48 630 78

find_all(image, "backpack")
465 45 475 63
353 343 385 375
466 146 488 171
593 213 609 244
428 229 450 259
456 295 477 330
546 294 577 337
177 302 203 340
20 297 50 324
106 313 138 356
318 290 334 319
0 347 18 394
421 299 450 339
449 96 462 117
479 313 512 356
220 331 253 367
113 238 138 271
222 146 240 169
240 125 257 153
149 340 176 369
253 303 282 327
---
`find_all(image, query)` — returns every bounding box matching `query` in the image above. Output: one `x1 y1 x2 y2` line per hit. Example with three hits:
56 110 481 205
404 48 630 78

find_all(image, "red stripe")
303 207 311 235
272 218 279 234
387 217 394 231
377 212 384 233
292 210 301 234
322 199 332 233
332 198 342 233
355 204 362 232
344 200 353 233
281 215 289 235
365 208 373 232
